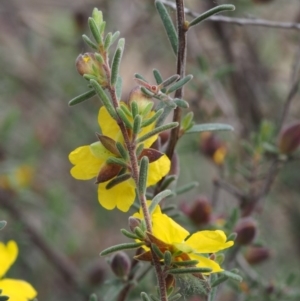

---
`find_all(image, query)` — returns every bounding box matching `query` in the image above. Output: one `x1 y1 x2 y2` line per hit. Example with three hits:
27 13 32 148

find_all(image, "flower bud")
181 196 212 226
128 216 141 232
75 53 107 87
199 133 227 165
234 217 257 245
110 251 131 280
244 246 271 265
127 87 153 111
278 122 300 154
86 261 106 286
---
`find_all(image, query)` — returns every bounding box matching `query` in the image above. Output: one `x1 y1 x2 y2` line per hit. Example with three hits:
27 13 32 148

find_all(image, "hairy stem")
165 0 187 161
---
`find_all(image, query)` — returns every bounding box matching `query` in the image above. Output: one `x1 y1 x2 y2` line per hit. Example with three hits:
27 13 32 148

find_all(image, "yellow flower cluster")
134 205 233 273
69 104 170 212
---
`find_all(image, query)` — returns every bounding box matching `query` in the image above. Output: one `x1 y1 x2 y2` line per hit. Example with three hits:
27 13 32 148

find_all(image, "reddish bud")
244 246 271 265
278 122 300 154
199 133 226 165
110 252 131 280
86 261 106 286
234 217 257 245
182 196 212 226
128 217 141 232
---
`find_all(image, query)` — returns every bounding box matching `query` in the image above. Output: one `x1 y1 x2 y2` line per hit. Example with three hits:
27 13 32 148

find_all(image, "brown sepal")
96 163 122 183
134 250 153 262
146 232 173 251
96 133 120 156
139 148 164 163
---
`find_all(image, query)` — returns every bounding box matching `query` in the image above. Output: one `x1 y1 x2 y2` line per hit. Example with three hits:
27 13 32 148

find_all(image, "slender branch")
161 0 300 30
0 189 88 297
213 178 245 201
165 0 187 161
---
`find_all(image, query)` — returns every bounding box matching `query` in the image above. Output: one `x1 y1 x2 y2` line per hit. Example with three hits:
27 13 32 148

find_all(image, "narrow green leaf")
155 1 178 55
166 75 193 94
149 190 173 214
90 79 117 119
189 4 235 28
111 31 120 45
106 173 131 189
175 181 198 195
99 21 106 35
160 175 176 190
117 38 125 52
141 109 163 128
131 101 139 118
116 142 129 160
168 267 212 274
151 243 164 259
68 90 96 106
181 111 194 131
100 242 144 256
139 157 149 195
92 8 103 26
133 115 142 135
186 123 234 134
104 32 112 50
116 76 123 101
220 270 242 282
120 103 132 117
135 73 147 82
120 228 139 239
111 48 122 86
153 69 164 85
141 86 155 98
208 274 218 301
161 74 180 88
134 227 146 239
106 157 128 168
136 143 145 157
88 17 102 44
173 98 189 109
211 275 228 288
82 34 98 50
141 102 154 117
164 251 172 266
95 53 104 64
137 122 179 144
141 292 151 301
116 107 133 129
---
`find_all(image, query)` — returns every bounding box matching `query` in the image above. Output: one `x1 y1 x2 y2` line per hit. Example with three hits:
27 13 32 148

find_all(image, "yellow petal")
69 146 103 180
98 178 136 212
0 241 18 278
133 201 162 219
147 154 171 186
0 278 37 301
152 213 189 245
98 106 122 141
189 254 223 273
186 230 234 253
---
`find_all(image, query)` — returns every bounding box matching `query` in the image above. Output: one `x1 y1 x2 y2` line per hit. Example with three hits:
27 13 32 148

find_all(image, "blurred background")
0 0 300 300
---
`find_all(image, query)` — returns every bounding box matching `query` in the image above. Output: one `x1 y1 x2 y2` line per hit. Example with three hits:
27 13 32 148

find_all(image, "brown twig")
0 189 88 298
161 0 300 30
165 0 187 161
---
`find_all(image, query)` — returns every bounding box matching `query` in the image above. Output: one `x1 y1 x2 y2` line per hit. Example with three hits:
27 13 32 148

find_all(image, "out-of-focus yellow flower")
0 241 37 301
69 105 171 212
134 206 233 273
0 166 33 191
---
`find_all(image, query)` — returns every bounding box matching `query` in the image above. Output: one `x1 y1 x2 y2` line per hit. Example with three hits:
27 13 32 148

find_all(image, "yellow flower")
134 206 233 273
69 105 171 212
0 241 37 301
